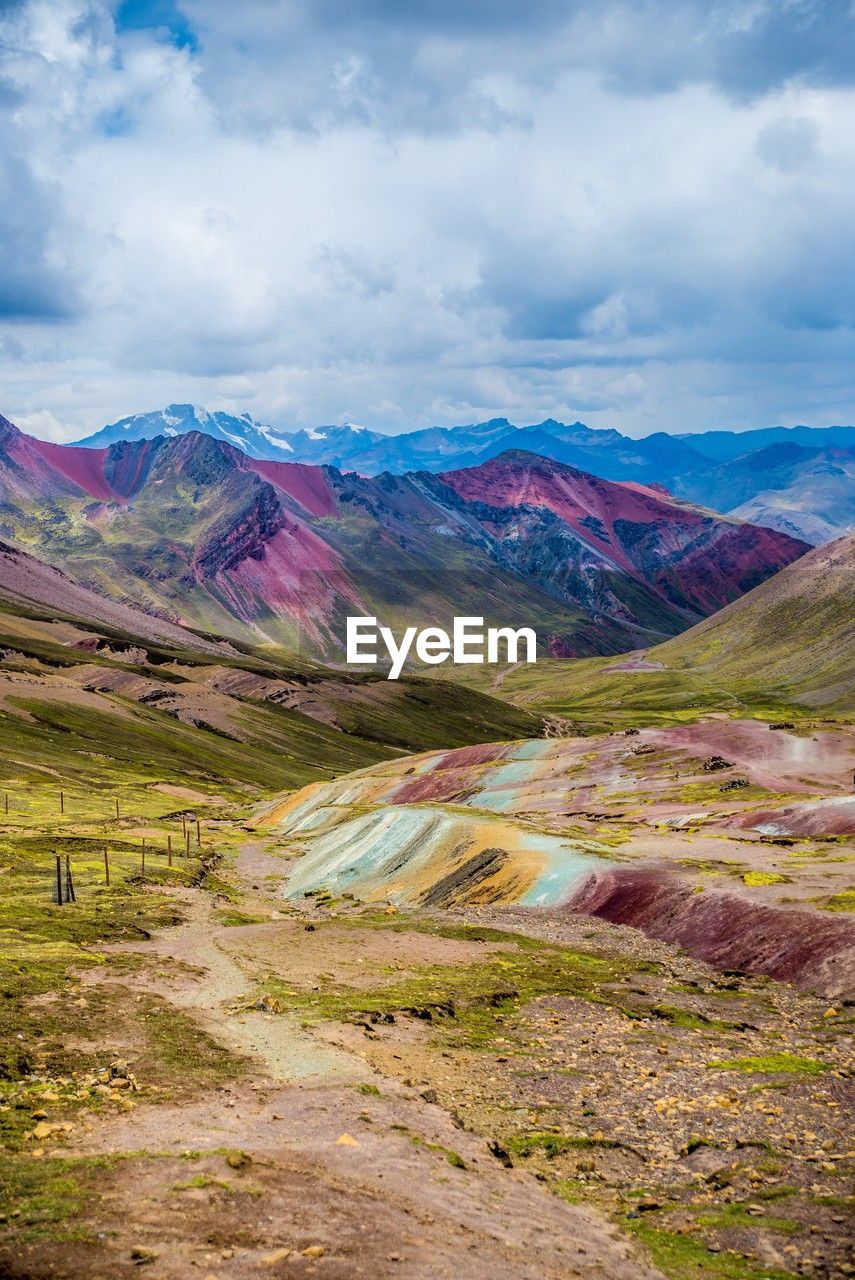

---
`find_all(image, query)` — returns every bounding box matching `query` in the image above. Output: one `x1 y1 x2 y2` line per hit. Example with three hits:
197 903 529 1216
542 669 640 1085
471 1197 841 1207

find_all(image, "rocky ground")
1 822 852 1280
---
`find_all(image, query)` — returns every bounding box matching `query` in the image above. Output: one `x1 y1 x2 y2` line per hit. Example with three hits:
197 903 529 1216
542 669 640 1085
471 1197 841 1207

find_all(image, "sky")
1 0 854 442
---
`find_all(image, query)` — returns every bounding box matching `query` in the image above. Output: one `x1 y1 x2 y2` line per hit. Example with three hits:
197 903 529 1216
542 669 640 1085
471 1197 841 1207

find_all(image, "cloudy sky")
1 0 854 441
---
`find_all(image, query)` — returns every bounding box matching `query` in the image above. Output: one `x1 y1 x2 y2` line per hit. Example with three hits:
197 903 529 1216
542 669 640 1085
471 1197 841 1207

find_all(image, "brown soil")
0 541 224 654
0 847 660 1280
2 837 852 1280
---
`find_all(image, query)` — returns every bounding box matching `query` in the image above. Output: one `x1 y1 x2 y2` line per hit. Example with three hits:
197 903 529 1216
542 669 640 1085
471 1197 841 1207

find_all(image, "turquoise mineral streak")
517 835 609 906
281 803 612 905
283 806 446 897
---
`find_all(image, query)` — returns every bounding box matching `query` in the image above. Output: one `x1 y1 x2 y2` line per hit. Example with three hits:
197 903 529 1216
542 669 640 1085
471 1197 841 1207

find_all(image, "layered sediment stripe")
727 795 855 837
281 804 612 908
565 869 855 997
260 722 854 993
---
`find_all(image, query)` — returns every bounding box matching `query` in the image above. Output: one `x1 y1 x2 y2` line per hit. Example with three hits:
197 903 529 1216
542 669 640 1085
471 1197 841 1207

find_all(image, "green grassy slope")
0 600 541 802
0 694 386 798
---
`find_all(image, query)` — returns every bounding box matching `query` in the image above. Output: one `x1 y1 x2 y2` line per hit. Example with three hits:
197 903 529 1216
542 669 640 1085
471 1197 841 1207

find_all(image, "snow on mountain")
75 403 296 461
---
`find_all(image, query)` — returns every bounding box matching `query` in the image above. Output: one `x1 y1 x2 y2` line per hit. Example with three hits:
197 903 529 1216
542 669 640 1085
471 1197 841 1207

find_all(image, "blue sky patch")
115 0 197 50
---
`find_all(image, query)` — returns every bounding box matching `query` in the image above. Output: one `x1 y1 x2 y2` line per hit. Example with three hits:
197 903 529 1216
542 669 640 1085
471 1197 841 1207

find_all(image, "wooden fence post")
60 791 64 815
54 853 63 905
196 819 201 847
65 855 76 903
104 848 110 887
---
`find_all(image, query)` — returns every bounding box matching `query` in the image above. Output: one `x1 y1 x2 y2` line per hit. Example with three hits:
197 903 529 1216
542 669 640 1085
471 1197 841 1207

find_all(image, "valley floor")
1 810 852 1280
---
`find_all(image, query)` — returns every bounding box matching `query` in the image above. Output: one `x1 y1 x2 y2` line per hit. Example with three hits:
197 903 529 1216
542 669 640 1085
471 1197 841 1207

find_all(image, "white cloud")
755 114 820 172
12 407 68 441
1 0 854 440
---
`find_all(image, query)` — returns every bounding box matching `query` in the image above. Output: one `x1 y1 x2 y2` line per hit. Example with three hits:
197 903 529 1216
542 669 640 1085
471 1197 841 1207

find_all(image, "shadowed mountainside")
674 441 855 544
473 533 855 726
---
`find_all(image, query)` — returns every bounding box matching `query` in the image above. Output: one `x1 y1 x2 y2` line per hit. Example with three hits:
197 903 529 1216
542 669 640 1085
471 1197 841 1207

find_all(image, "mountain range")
0 412 809 661
74 404 855 545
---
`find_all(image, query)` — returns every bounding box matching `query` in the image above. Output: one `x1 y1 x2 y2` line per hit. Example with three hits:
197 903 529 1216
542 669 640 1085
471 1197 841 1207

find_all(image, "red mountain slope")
436 450 807 616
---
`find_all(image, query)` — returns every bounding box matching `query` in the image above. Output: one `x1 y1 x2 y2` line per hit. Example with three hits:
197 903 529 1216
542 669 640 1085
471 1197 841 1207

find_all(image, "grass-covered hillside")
0 593 542 804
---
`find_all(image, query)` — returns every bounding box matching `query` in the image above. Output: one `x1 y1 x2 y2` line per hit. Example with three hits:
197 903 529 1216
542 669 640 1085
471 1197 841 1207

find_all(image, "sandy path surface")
59 841 662 1280
489 661 522 693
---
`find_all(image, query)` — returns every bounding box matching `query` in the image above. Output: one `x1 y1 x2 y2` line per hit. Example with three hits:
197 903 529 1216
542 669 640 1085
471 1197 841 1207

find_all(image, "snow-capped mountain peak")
74 403 298 462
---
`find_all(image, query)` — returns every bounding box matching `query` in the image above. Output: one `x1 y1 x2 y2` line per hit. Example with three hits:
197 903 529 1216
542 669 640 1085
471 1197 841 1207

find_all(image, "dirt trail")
489 661 521 693
124 893 358 1082
59 839 662 1280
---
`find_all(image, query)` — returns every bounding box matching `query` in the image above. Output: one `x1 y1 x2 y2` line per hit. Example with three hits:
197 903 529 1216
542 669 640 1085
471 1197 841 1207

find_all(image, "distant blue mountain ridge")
74 404 855 544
